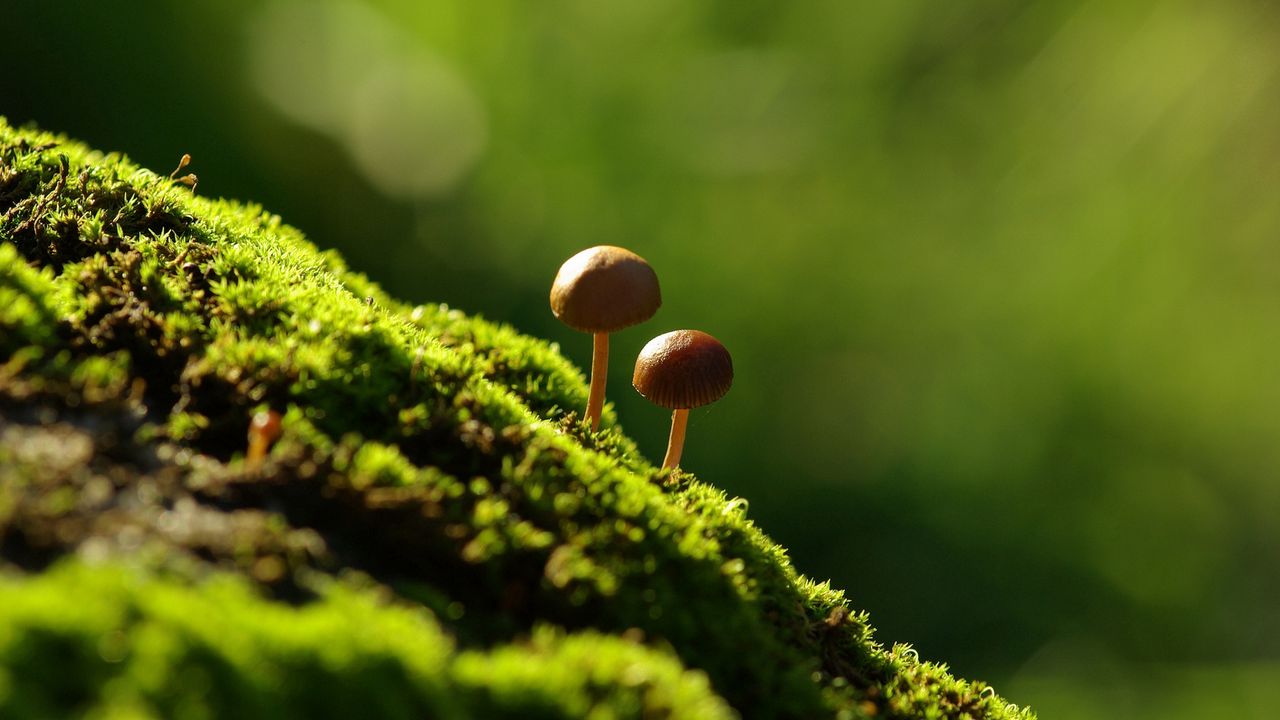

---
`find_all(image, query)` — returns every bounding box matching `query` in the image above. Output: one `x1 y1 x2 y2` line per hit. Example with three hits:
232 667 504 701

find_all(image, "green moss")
0 561 731 720
0 118 1034 719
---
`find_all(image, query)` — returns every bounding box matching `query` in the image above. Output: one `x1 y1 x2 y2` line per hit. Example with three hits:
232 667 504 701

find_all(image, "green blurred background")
5 1 1279 716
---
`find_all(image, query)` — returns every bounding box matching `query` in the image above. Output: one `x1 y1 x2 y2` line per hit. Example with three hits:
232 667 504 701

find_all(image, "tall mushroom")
551 246 661 431
632 330 733 470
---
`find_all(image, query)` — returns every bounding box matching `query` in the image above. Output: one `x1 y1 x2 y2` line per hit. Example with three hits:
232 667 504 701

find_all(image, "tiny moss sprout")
550 246 661 431
632 330 733 470
167 152 198 189
246 409 282 466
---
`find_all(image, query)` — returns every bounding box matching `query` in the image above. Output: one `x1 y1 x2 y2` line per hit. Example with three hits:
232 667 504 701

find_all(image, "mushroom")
551 246 661 431
632 330 733 470
247 409 282 467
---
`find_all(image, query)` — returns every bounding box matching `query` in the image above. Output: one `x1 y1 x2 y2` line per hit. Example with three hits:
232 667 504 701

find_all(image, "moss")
0 118 1034 719
0 561 732 720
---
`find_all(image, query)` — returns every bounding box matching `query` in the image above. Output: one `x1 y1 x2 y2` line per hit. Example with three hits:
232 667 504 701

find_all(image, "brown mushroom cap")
550 246 661 333
633 330 733 409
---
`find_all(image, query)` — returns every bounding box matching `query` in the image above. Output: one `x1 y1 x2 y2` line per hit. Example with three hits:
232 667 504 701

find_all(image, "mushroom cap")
633 330 733 409
550 246 661 333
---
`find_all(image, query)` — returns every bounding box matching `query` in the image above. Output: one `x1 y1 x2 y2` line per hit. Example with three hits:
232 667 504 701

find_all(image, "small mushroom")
247 409 282 467
551 246 661 431
632 330 733 470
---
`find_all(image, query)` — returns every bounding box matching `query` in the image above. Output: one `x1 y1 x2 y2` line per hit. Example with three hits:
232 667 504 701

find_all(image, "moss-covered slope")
0 119 1034 720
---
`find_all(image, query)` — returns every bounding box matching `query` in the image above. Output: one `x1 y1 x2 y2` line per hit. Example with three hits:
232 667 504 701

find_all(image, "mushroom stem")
585 332 609 430
247 436 270 467
663 408 689 470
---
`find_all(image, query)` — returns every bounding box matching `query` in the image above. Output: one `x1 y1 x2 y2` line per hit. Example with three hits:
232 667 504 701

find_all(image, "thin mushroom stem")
663 408 689 470
247 436 269 467
585 332 609 431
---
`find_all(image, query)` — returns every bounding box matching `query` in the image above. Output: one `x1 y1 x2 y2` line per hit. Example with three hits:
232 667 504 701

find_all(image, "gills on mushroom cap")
633 330 733 410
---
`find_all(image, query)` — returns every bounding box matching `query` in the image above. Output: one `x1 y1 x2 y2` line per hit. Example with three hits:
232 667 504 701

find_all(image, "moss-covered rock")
0 118 1034 719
